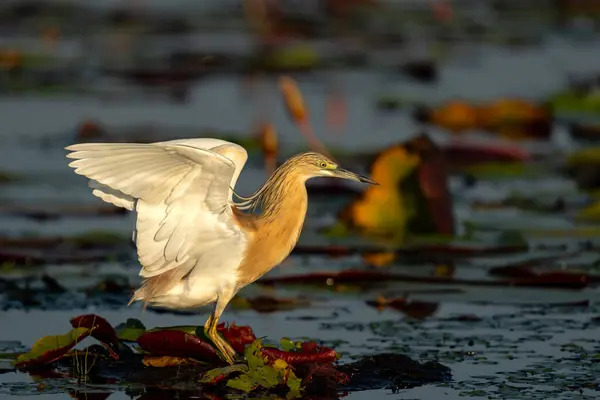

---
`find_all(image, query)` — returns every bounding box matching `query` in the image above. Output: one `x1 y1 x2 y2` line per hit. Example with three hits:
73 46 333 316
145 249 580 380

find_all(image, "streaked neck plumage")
234 157 310 222
233 159 310 288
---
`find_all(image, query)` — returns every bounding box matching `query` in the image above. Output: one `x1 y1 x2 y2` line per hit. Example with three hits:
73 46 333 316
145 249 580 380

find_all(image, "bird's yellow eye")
319 161 327 168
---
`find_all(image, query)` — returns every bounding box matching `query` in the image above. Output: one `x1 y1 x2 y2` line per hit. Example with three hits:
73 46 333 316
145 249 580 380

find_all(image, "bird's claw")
219 347 238 365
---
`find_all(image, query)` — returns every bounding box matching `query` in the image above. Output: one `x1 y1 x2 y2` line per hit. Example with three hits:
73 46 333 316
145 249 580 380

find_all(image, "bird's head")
289 152 378 185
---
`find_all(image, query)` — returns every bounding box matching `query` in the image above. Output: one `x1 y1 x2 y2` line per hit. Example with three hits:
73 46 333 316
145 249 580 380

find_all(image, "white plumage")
65 138 250 308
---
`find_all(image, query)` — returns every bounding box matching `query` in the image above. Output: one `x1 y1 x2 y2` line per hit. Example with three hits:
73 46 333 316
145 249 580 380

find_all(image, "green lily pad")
280 338 296 352
14 327 91 369
222 340 303 396
199 364 249 384
576 201 600 221
550 91 600 114
265 45 319 69
114 318 146 342
566 147 600 166
147 325 200 336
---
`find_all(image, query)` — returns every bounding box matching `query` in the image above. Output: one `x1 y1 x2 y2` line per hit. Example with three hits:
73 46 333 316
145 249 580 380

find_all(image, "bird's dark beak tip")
359 176 379 185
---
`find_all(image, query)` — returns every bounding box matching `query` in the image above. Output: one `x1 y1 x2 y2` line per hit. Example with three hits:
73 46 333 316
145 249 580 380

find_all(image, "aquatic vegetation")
331 133 453 243
13 327 91 369
3 314 449 397
412 98 551 139
257 122 278 174
262 45 320 70
259 267 592 290
278 75 331 158
550 89 600 115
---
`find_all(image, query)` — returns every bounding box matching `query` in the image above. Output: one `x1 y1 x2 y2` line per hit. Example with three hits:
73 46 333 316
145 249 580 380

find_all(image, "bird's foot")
209 332 238 365
216 342 238 365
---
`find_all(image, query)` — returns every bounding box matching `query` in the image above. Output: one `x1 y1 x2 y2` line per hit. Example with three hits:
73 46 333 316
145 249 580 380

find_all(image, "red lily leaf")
70 314 119 360
136 330 223 364
442 140 531 166
260 268 589 289
217 322 257 354
15 327 92 370
261 345 338 366
417 148 454 235
303 363 350 385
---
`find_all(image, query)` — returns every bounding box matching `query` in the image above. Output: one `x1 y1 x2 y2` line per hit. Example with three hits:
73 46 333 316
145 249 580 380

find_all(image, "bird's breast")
235 195 308 288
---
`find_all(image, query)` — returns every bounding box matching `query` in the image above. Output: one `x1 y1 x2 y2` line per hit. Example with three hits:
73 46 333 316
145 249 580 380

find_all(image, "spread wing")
65 140 249 282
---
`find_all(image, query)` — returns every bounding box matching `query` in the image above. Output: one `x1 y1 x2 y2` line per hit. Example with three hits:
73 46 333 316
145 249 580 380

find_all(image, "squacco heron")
65 138 377 364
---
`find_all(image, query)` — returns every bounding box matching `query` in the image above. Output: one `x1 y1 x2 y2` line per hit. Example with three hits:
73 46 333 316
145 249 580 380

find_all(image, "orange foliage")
259 122 278 157
0 49 22 71
279 76 308 125
258 122 278 175
420 98 551 138
477 98 551 138
339 145 420 235
362 252 396 267
430 100 480 133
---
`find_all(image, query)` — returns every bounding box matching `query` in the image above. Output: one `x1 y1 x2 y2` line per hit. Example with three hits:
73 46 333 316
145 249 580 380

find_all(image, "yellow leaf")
142 356 196 368
272 359 289 370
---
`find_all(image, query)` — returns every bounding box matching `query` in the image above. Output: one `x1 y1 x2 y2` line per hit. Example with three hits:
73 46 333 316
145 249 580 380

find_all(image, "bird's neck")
246 162 309 223
234 168 309 289
256 172 308 223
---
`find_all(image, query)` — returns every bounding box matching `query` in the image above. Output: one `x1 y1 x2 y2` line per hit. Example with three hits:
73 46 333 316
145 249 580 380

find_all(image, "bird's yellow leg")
204 295 238 365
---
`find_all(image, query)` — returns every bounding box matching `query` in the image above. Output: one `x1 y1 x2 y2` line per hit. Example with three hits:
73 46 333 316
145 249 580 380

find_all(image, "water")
2 25 600 399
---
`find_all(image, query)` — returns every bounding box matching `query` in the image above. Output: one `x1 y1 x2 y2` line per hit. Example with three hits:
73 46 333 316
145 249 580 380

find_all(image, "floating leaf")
409 134 454 235
337 134 454 239
200 364 249 384
576 201 600 221
147 325 200 336
362 251 396 267
219 339 309 395
280 338 296 352
14 327 91 369
566 147 600 166
217 322 257 354
227 374 261 392
142 355 198 368
114 318 146 342
137 329 222 364
261 344 338 365
70 314 119 359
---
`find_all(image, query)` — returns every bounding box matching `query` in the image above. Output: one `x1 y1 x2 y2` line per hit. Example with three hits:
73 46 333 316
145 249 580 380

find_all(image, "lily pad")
224 340 303 396
70 314 119 359
576 201 600 221
280 338 296 352
142 355 200 368
136 329 222 364
199 364 249 384
114 318 146 342
14 327 92 369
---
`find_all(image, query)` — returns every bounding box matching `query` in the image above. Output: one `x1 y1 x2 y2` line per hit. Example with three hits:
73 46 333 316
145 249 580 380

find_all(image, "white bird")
65 138 377 364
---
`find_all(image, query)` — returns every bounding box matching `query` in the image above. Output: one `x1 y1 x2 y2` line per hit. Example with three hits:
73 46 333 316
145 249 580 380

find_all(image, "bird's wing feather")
65 142 248 281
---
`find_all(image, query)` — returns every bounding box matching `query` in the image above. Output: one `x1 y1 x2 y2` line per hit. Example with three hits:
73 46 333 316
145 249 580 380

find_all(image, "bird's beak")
335 168 379 185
